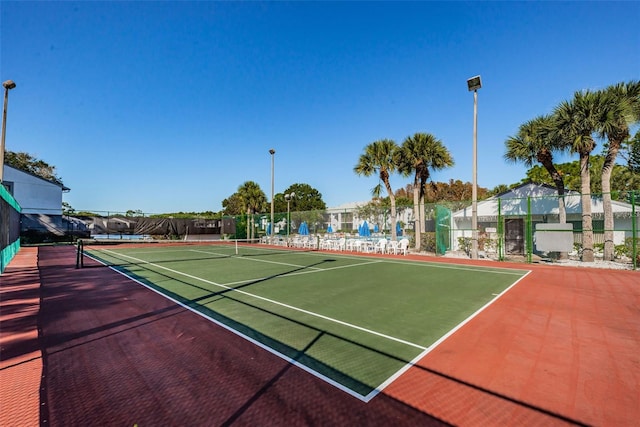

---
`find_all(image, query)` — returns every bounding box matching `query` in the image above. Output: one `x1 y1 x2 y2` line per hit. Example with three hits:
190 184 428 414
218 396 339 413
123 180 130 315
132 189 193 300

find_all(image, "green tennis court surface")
84 242 529 400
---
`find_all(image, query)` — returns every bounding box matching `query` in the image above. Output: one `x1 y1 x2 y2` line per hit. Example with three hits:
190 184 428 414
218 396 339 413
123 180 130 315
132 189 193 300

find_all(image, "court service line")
287 249 527 276
188 249 325 271
187 248 385 279
222 259 384 287
96 248 427 351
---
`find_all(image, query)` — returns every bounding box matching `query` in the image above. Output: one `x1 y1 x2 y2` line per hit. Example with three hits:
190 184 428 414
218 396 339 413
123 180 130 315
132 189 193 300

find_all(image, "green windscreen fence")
1 184 21 273
435 205 451 255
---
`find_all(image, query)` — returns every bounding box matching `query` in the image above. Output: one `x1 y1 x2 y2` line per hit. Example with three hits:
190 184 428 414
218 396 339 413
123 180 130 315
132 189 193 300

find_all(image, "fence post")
526 196 532 263
497 198 504 261
633 192 637 270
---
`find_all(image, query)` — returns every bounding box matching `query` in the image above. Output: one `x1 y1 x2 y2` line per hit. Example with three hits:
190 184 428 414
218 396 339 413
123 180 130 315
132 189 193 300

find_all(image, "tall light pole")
1 80 17 183
285 192 295 240
467 75 482 260
269 149 275 243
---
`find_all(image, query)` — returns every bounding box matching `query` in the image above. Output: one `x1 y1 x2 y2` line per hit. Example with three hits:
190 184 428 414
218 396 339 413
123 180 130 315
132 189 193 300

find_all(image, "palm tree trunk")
419 196 425 249
383 178 397 242
390 193 397 242
246 208 251 241
601 141 621 261
580 152 594 262
412 183 421 250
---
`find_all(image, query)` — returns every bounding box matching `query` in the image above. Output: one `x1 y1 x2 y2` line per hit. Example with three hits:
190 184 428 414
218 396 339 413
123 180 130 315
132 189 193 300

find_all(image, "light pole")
269 149 275 243
1 80 17 183
467 75 482 260
285 192 295 240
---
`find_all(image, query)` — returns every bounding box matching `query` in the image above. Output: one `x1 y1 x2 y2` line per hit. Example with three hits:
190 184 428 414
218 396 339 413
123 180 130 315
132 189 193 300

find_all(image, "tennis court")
82 241 529 400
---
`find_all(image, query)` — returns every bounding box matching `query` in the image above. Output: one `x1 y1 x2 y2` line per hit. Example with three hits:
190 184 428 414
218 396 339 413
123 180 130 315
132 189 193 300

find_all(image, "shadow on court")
31 245 594 426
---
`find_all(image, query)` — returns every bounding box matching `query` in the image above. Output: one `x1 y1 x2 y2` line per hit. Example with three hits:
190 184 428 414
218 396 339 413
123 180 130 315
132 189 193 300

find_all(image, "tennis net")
75 237 319 268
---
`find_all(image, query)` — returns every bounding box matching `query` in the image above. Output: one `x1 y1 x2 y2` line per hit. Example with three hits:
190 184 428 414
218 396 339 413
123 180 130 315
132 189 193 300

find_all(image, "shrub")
457 237 471 256
421 232 436 253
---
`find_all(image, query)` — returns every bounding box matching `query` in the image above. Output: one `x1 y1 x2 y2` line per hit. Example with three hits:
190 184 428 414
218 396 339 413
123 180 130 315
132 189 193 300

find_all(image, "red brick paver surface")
385 263 640 426
1 245 639 426
0 247 41 427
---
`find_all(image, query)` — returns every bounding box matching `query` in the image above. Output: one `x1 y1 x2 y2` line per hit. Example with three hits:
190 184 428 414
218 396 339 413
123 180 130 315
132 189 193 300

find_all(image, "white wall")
3 166 63 215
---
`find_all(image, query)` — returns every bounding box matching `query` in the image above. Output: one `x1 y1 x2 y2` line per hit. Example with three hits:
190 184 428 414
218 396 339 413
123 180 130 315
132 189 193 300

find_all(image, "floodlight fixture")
3 80 16 90
1 80 17 182
467 75 482 92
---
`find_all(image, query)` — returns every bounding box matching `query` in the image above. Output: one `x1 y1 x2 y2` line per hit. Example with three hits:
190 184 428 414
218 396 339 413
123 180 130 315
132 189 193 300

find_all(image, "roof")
452 182 633 218
4 164 70 192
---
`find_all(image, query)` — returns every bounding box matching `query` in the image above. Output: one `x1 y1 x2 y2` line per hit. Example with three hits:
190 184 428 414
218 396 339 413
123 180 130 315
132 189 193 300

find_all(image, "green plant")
457 237 472 256
614 244 627 259
421 232 436 253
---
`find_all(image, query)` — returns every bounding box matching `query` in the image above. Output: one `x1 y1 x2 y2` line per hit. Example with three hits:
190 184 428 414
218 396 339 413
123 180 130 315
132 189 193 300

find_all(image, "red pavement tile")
1 247 41 427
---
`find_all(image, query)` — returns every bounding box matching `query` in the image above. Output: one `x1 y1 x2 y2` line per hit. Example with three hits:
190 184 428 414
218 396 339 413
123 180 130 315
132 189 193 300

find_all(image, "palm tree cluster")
222 181 268 240
505 80 640 262
354 133 454 249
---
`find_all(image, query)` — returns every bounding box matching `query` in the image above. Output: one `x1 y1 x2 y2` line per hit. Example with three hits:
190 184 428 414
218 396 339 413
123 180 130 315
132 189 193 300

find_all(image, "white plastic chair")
397 238 409 255
320 238 332 251
375 238 387 254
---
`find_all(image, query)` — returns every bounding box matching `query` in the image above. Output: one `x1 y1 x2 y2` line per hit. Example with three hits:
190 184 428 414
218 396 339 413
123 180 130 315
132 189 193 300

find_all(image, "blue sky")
2 1 639 214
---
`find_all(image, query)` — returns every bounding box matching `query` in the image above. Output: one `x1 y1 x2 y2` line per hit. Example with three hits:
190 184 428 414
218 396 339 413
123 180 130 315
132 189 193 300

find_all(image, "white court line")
187 248 385 280
189 249 325 271
222 259 384 287
88 247 531 402
113 244 525 276
273 248 527 276
362 269 533 402
83 252 371 401
96 248 426 351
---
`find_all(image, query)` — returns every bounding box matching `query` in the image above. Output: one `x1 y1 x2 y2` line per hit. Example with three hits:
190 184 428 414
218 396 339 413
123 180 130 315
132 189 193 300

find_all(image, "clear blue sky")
2 1 639 214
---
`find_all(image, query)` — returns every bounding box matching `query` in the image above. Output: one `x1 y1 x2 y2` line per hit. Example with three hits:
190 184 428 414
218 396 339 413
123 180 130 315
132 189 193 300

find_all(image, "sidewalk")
0 247 41 427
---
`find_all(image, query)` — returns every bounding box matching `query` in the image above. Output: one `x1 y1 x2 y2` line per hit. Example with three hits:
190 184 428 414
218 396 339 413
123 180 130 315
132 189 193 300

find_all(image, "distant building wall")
3 165 66 215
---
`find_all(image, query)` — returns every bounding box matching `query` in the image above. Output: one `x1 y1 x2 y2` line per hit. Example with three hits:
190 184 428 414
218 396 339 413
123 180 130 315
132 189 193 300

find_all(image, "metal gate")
505 218 524 255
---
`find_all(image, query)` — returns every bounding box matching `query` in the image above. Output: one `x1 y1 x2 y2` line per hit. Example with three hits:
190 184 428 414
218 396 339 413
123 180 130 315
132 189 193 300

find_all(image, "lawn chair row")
318 237 410 255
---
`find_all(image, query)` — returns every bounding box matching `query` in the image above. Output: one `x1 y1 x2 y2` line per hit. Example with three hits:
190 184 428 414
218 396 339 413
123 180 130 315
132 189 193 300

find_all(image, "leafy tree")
62 202 75 215
395 185 413 201
354 139 400 241
424 179 489 204
273 183 326 213
4 151 64 185
221 193 245 215
398 132 454 250
488 184 512 196
150 211 219 219
626 130 640 173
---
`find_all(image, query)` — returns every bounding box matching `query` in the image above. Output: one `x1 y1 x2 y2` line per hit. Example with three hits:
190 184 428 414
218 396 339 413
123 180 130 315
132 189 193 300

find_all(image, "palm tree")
237 181 267 240
398 132 454 250
553 90 601 262
597 81 640 260
504 115 568 225
354 139 400 241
